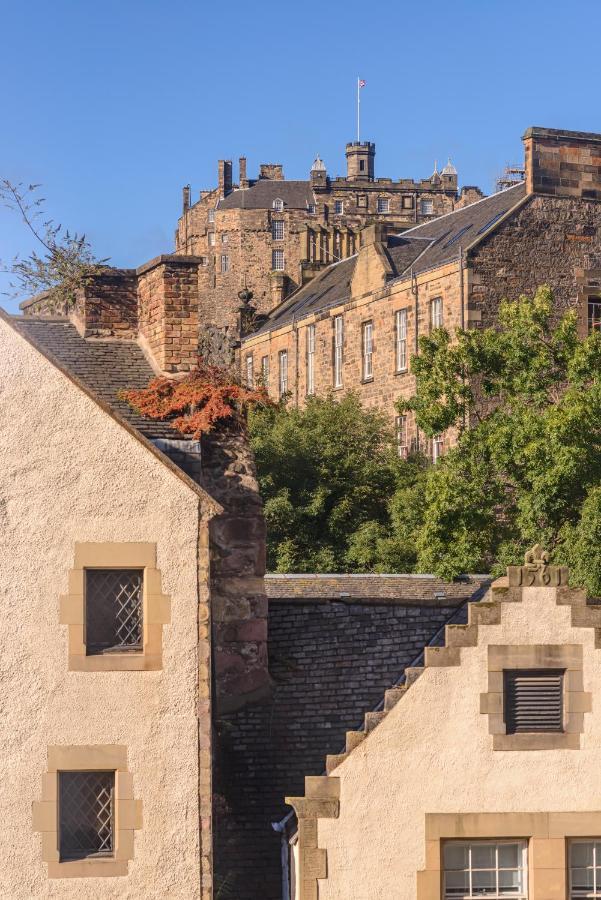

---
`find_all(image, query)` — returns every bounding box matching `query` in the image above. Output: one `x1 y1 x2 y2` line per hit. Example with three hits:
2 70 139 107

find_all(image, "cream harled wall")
314 580 601 900
0 316 209 898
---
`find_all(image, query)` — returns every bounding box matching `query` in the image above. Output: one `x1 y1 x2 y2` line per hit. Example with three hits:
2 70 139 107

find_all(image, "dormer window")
273 198 284 211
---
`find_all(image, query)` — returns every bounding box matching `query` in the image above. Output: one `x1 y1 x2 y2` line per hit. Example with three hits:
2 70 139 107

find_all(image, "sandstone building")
174 142 483 339
241 127 601 460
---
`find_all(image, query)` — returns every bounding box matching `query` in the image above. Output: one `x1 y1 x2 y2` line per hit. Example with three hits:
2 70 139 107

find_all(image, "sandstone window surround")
357 194 367 208
279 349 288 398
33 745 142 878
59 542 171 672
395 307 408 372
361 320 374 381
480 644 591 750
403 194 414 209
333 315 344 389
334 200 344 215
418 812 601 900
421 198 434 216
377 197 390 214
396 414 408 459
306 325 316 396
430 296 443 330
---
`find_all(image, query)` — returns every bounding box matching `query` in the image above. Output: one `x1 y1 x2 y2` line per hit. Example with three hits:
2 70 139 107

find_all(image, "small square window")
504 669 564 734
334 200 344 215
357 194 367 208
377 198 390 213
85 569 143 655
307 202 316 214
59 771 115 861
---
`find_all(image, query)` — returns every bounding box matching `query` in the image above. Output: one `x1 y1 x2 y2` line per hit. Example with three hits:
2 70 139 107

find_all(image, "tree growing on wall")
0 180 107 309
121 359 271 438
399 286 601 591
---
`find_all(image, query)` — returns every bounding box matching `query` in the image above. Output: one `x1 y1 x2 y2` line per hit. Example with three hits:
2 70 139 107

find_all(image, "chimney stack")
523 127 601 200
217 160 233 198
182 184 191 213
239 156 248 189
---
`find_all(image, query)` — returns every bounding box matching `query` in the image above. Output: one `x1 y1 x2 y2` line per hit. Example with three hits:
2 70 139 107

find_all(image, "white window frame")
569 839 601 898
220 254 229 274
431 296 443 330
588 299 601 333
273 198 284 211
208 208 215 224
208 232 216 247
306 325 315 396
272 249 285 271
221 232 228 244
377 197 390 214
334 200 344 215
333 315 344 388
307 202 316 214
395 415 408 459
396 308 408 372
245 354 253 388
420 198 434 216
272 219 285 241
261 355 269 386
278 350 288 398
443 839 528 899
362 321 373 380
432 434 444 463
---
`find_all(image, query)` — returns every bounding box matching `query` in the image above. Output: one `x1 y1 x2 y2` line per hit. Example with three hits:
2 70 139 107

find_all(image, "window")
334 200 344 215
431 296 443 329
309 230 317 261
362 321 373 380
420 198 434 215
395 415 408 459
396 308 408 371
272 219 285 240
245 354 254 388
443 840 527 899
220 254 229 273
333 315 344 388
306 324 315 396
199 256 208 266
273 198 284 211
359 159 365 172
432 434 444 463
570 840 601 898
357 194 367 208
221 232 228 244
59 771 114 861
402 195 414 209
334 230 342 259
208 232 216 247
208 208 215 223
85 569 143 655
589 299 601 333
307 202 316 214
261 355 270 385
278 350 288 397
504 669 564 734
272 249 285 271
377 197 390 213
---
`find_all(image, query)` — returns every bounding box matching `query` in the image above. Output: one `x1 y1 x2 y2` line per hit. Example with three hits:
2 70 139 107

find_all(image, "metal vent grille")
85 569 143 654
504 669 564 734
59 771 114 860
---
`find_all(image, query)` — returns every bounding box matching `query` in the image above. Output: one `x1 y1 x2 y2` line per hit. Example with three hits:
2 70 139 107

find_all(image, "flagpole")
357 77 360 142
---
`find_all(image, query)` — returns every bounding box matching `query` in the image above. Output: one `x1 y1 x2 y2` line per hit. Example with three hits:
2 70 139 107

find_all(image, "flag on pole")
359 79 366 88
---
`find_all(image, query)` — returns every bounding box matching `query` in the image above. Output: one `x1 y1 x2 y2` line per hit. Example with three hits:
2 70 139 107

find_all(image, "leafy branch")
0 180 109 311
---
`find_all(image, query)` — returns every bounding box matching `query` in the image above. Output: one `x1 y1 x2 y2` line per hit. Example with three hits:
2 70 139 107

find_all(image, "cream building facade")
287 550 601 900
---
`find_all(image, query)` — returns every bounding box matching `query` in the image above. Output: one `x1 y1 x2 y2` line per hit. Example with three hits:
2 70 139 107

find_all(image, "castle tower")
345 141 375 181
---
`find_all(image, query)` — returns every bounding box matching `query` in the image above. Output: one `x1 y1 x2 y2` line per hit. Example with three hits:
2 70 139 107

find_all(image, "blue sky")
1 0 599 312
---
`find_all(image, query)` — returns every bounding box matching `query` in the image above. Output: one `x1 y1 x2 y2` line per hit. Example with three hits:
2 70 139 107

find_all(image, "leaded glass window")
85 569 143 654
59 771 115 861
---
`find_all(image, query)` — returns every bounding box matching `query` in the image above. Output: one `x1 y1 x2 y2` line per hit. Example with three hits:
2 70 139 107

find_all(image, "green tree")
400 286 601 589
248 393 423 572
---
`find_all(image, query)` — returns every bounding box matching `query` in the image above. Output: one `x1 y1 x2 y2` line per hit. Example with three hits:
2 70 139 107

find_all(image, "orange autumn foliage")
120 359 271 438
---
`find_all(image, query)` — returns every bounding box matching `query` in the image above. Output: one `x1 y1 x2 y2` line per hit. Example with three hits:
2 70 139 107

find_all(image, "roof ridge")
1 310 222 515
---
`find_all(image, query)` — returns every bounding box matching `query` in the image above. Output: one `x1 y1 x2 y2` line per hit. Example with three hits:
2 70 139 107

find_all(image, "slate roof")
214 576 490 900
9 317 179 440
218 180 314 211
252 182 527 337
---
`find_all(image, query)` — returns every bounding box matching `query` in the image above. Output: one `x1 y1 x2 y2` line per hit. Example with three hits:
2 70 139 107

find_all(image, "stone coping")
265 574 489 605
